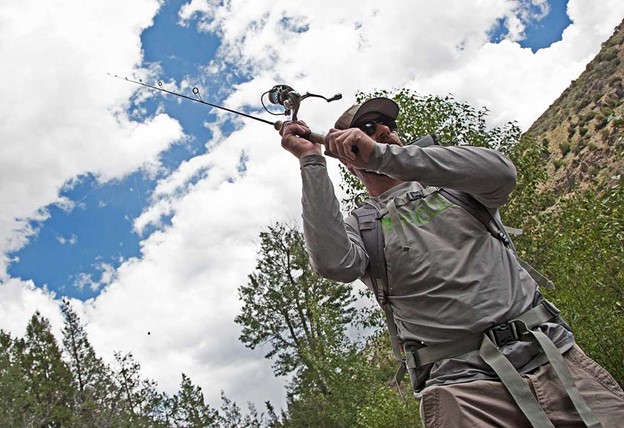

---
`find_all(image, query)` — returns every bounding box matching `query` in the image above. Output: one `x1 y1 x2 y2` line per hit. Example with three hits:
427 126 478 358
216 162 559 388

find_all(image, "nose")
373 122 392 141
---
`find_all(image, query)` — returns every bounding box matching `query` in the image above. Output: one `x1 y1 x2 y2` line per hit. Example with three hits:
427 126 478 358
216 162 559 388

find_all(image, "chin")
358 170 387 179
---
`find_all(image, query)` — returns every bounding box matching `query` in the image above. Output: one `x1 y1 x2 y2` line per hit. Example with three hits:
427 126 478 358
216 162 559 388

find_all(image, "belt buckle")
486 321 520 347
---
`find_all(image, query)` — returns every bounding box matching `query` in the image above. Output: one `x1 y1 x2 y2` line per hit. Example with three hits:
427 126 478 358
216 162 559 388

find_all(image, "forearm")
367 144 517 208
300 155 368 282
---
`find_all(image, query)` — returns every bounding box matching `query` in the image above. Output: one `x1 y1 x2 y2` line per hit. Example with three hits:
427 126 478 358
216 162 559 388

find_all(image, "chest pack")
349 136 601 427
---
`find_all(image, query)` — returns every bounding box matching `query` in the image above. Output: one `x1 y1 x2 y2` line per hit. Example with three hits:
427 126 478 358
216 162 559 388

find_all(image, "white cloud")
0 278 63 338
1 0 623 414
57 234 78 246
73 272 94 291
0 0 184 276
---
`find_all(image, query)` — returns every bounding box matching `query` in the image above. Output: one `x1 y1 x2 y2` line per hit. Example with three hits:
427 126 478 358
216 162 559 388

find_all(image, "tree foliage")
236 222 421 427
236 222 357 395
21 311 75 426
0 302 266 427
504 134 624 385
171 373 219 427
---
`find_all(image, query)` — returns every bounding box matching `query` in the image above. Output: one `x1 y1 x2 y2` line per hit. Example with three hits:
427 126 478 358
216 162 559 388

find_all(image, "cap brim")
350 98 399 127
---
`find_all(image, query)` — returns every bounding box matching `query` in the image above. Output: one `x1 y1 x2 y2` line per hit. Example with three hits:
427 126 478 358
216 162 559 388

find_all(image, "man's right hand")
280 121 323 159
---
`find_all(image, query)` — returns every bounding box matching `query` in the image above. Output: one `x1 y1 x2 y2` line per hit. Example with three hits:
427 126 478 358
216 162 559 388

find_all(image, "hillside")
504 18 624 390
526 19 624 192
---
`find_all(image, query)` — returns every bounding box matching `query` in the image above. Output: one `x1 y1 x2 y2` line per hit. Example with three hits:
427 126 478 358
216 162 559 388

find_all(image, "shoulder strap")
439 188 514 249
351 204 405 365
439 188 555 290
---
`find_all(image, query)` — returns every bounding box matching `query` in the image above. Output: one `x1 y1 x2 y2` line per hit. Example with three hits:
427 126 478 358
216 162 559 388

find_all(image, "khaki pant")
419 346 624 427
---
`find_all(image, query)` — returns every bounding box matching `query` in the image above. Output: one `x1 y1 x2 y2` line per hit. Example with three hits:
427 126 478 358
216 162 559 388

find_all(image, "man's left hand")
325 128 376 169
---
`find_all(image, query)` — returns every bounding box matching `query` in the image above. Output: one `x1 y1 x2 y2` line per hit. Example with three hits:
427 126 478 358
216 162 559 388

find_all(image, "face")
352 113 402 147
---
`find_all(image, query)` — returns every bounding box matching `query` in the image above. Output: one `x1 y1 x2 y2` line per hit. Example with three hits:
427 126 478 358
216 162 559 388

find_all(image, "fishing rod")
109 74 342 145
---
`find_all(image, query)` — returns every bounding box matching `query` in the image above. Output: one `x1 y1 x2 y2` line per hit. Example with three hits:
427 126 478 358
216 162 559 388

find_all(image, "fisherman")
280 97 624 427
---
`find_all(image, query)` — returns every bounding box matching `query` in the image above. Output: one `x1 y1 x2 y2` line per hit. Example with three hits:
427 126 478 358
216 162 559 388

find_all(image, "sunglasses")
356 118 397 136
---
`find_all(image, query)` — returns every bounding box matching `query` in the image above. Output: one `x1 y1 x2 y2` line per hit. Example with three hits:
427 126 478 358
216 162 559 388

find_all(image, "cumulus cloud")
0 0 184 277
1 0 623 412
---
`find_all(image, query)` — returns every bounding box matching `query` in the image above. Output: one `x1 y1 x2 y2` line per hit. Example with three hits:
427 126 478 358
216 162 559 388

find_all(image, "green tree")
62 299 102 394
504 168 624 385
238 223 418 427
61 299 119 426
216 391 263 428
112 351 168 427
283 331 419 428
236 222 357 395
2 307 238 427
20 312 75 427
0 330 29 427
171 373 218 427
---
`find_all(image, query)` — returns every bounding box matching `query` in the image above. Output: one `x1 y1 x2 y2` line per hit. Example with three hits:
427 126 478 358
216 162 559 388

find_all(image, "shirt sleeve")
299 155 368 282
366 144 517 208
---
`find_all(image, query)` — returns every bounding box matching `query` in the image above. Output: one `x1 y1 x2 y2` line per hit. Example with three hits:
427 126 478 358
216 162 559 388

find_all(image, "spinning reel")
262 84 342 121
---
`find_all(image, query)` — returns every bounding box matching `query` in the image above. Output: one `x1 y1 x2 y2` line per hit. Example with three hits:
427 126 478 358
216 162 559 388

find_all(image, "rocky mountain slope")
526 19 624 192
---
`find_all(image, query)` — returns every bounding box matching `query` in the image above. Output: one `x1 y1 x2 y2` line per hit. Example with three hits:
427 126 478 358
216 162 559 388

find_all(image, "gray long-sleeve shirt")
299 143 574 389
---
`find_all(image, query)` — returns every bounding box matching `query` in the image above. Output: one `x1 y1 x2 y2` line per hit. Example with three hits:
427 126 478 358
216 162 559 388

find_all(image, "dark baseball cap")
334 97 399 130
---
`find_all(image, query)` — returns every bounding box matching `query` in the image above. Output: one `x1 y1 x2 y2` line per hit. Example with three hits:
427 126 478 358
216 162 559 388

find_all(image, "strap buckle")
404 349 421 370
485 320 522 347
405 190 424 201
371 277 388 305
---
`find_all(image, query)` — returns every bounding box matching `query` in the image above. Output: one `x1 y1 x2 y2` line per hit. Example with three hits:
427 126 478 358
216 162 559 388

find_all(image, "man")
280 97 624 427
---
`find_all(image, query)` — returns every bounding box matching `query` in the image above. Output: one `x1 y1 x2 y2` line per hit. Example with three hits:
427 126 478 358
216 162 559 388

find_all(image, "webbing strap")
382 302 404 362
355 205 404 364
528 330 602 428
387 187 440 210
480 321 602 428
479 333 555 428
411 302 557 366
518 258 556 290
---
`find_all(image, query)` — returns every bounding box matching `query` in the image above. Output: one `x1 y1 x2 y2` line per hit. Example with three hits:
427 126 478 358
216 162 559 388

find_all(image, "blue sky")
491 0 572 52
2 0 622 411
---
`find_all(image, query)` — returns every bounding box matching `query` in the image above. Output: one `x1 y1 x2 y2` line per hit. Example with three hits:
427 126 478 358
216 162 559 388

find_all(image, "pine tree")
0 330 28 427
20 312 75 427
216 391 262 428
171 373 218 427
236 223 357 396
61 299 120 426
112 351 168 427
